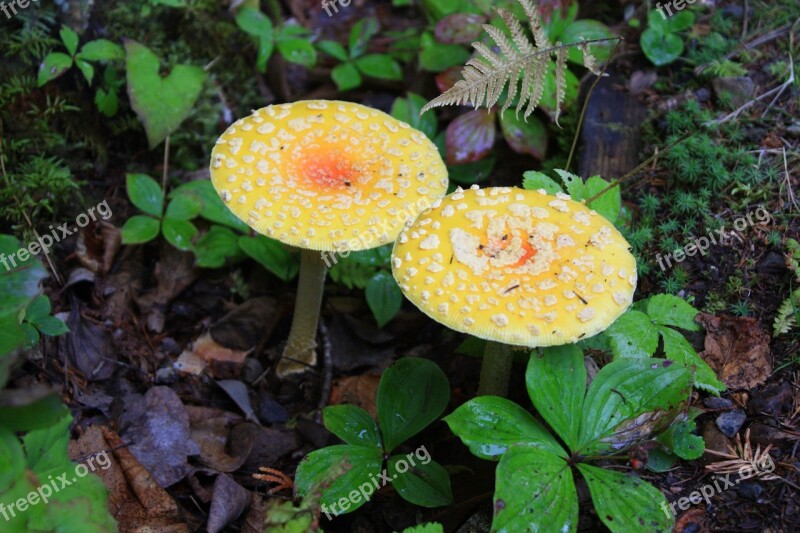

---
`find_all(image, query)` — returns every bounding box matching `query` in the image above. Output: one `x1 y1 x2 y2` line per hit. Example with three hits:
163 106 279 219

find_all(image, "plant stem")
477 341 514 396
276 248 327 377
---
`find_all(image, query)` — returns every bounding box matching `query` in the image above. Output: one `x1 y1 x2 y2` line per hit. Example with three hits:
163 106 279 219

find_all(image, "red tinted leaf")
435 66 463 94
435 13 486 45
499 112 548 160
446 110 497 165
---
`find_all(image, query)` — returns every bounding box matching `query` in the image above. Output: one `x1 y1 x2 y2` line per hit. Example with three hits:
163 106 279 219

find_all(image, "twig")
161 135 170 195
566 38 624 173
316 319 333 415
782 146 799 211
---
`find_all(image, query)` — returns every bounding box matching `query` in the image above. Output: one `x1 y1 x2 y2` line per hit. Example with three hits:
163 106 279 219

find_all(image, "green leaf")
377 358 450 453
120 216 160 245
527 346 585 451
641 28 684 67
331 62 362 92
37 52 73 86
646 9 671 33
560 19 615 64
0 427 25 492
323 405 382 449
582 176 621 224
235 7 274 72
125 39 207 148
389 456 452 507
165 194 202 220
646 294 701 331
354 54 403 80
499 112 547 160
444 396 565 460
605 310 659 359
194 226 240 268
95 87 118 117
126 173 163 216
577 463 673 532
60 26 79 56
646 448 677 472
78 39 125 61
75 58 94 84
239 236 299 281
391 92 438 140
539 61 580 119
276 28 317 67
447 157 495 185
656 415 704 460
318 40 349 62
522 171 564 194
668 11 695 32
402 524 444 533
419 32 470 72
169 180 249 232
161 218 197 251
659 326 724 393
24 295 51 324
33 316 69 337
349 18 380 58
493 446 577 533
0 389 68 432
578 358 693 455
365 271 402 328
294 445 383 516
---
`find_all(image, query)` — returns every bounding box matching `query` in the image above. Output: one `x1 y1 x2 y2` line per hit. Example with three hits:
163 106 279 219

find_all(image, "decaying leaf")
696 314 771 390
206 474 251 533
330 374 381 419
188 405 258 472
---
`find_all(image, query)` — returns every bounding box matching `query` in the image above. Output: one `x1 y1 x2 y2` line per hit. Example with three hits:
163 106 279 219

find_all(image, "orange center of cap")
479 228 537 268
295 146 359 190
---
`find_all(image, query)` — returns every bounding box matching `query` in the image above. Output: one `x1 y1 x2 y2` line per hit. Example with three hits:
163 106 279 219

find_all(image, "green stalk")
276 248 327 377
477 341 514 396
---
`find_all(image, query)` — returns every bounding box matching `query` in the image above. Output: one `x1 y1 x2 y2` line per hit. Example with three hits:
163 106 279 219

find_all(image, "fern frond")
421 0 617 120
773 288 800 337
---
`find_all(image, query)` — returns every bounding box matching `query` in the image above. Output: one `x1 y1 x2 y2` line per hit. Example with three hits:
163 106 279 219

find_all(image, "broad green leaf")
121 215 160 245
582 176 621 224
194 225 240 268
527 346 585 450
235 7 274 72
349 18 380 58
522 171 563 194
377 358 450 453
641 28 683 66
444 396 565 460
646 448 677 472
419 32 470 72
24 295 51 324
389 456 452 507
294 445 383 515
317 40 349 62
75 58 94 84
78 39 125 61
354 54 403 80
126 173 163 216
0 427 25 492
239 236 299 281
276 29 317 68
646 294 701 331
560 19 615 64
95 88 118 117
125 40 207 148
554 168 584 198
323 405 382 449
331 62 362 92
578 358 693 455
499 112 547 160
169 180 249 232
161 217 197 251
659 326 724 393
37 52 73 86
646 9 671 33
391 92 438 140
0 235 47 348
33 316 69 337
165 194 201 220
0 389 68 432
60 26 79 56
493 446 577 533
577 463 673 532
655 415 704 460
605 310 659 359
365 271 402 328
668 11 695 32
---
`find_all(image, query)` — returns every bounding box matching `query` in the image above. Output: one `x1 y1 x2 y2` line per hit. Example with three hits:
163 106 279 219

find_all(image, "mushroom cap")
392 186 637 347
210 100 448 252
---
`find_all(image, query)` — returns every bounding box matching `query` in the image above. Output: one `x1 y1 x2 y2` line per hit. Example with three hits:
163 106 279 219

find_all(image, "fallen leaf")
330 374 381 418
207 474 251 533
135 242 198 333
696 314 771 390
189 406 259 472
75 221 121 274
216 380 259 423
61 301 115 381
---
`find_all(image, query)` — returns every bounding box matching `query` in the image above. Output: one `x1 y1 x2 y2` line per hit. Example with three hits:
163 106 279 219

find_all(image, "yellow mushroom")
210 100 447 377
392 185 636 395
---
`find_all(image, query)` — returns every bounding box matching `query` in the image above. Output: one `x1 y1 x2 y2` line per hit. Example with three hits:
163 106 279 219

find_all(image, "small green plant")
317 18 404 91
235 7 317 72
522 169 621 224
774 239 800 336
446 347 699 532
600 293 724 393
295 358 453 515
121 174 298 279
641 9 695 66
20 295 69 346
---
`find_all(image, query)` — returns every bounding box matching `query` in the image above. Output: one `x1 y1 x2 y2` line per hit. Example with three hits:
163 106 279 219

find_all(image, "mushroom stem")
277 249 328 377
477 341 514 396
